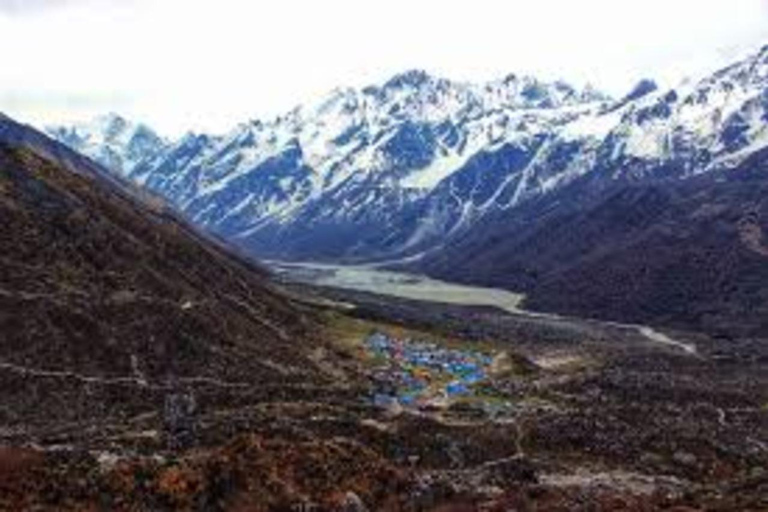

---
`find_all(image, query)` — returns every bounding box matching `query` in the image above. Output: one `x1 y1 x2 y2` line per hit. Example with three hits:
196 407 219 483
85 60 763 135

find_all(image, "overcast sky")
1 0 767 136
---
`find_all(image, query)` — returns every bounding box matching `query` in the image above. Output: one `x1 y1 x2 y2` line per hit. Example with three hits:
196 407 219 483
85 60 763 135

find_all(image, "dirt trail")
0 361 252 389
635 326 697 355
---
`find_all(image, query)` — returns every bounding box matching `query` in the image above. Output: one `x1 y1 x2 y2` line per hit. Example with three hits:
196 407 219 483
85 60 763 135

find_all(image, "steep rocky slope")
46 113 168 176
420 145 768 337
2 118 767 508
0 114 334 430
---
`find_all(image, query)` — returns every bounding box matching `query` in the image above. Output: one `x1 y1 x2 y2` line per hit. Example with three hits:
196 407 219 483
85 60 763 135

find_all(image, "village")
362 331 512 415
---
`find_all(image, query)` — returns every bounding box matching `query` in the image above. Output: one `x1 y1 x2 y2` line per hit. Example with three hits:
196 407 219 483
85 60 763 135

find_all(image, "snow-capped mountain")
46 113 168 176
586 46 768 178
46 45 768 262
93 72 613 259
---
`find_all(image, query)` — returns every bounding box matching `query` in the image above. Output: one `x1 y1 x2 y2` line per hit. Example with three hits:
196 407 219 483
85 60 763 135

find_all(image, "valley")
270 260 698 355
0 21 767 510
9 269 761 509
43 43 768 340
272 276 768 510
269 260 526 313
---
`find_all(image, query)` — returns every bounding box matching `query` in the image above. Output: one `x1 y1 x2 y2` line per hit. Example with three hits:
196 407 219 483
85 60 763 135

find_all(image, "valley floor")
2 276 768 510
280 277 768 510
270 260 699 354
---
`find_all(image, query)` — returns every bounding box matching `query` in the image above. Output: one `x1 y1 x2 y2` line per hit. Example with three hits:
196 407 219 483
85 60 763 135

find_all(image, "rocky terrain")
1 115 766 509
0 116 374 508
283 283 768 510
0 113 342 427
419 143 768 338
45 113 168 177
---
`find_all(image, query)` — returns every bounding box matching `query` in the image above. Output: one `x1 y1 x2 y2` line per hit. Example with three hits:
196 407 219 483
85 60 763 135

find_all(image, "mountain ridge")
0 114 338 430
45 69 615 259
40 45 768 336
45 47 768 265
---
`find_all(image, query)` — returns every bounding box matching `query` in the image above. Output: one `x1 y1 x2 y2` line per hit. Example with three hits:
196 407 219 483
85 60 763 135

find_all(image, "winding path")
0 361 252 389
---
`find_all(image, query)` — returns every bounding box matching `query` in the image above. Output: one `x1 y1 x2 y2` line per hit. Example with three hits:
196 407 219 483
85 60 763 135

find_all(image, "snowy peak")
690 45 768 100
381 69 434 90
363 69 611 117
579 83 612 104
623 79 658 102
157 70 612 201
46 113 168 175
42 44 768 263
95 112 129 139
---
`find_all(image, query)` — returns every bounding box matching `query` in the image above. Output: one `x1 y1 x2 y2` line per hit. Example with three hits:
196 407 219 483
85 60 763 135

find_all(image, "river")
269 261 697 355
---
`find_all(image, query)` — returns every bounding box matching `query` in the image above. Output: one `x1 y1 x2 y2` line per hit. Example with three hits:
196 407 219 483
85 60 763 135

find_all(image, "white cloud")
0 0 71 16
1 0 767 136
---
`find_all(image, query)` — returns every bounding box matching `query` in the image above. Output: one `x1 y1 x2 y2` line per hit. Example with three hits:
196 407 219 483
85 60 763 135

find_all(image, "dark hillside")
0 116 333 429
421 148 768 337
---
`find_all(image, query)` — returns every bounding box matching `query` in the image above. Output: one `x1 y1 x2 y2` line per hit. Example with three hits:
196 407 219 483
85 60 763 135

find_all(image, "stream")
269 261 697 355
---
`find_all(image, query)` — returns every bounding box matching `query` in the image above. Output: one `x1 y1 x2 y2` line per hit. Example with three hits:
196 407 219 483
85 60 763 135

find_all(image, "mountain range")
45 44 768 335
2 46 768 509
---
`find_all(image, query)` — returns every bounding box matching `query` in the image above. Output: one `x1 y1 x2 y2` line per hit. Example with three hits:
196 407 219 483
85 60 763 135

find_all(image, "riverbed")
269 261 525 313
269 261 697 355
